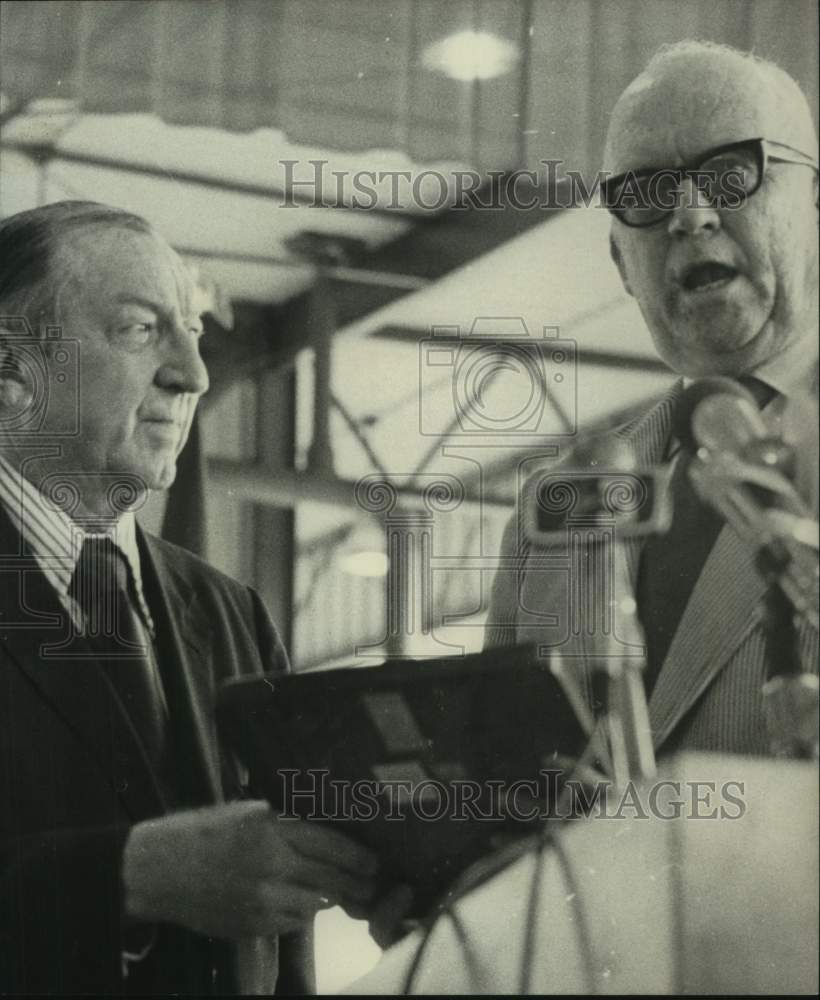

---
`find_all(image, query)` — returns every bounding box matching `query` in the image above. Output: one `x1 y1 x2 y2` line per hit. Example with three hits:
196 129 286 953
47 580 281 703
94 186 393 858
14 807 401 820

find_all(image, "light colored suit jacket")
484 381 819 757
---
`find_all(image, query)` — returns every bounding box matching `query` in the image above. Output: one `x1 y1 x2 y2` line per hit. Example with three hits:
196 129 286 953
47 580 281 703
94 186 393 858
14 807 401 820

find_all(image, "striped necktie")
68 536 166 769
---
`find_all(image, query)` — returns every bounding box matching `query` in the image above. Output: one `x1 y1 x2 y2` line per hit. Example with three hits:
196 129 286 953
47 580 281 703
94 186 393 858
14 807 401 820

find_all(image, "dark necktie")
638 377 776 695
68 536 166 770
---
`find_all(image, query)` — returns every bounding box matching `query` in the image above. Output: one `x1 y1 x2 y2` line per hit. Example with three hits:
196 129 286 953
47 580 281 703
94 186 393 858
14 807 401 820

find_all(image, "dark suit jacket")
485 381 819 756
0 507 310 994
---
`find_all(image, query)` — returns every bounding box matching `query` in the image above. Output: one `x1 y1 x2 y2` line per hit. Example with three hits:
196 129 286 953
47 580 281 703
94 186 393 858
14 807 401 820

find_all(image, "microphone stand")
756 541 819 760
529 448 667 790
563 517 657 788
688 449 819 760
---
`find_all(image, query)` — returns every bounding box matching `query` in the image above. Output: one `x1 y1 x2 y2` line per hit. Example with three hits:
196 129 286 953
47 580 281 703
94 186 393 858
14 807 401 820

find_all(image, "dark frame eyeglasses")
602 137 819 228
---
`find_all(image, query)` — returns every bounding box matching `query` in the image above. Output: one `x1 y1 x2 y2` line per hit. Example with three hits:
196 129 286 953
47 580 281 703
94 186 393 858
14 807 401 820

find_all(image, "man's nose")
156 325 210 396
667 177 721 238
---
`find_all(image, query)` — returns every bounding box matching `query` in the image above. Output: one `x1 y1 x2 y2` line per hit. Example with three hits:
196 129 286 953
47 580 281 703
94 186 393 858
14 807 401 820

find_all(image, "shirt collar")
681 332 819 399
0 454 154 633
747 333 819 400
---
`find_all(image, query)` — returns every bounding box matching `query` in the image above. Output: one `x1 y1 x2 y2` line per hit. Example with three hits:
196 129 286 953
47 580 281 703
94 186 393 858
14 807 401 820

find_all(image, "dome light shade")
339 550 389 578
422 31 520 82
337 521 389 577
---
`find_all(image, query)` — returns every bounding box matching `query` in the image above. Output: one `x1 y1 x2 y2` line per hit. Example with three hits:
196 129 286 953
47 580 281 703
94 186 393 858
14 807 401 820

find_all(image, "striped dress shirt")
0 453 155 635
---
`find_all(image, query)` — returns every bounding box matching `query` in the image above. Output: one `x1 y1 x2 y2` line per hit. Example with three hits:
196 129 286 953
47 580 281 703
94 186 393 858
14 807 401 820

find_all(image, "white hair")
623 39 817 147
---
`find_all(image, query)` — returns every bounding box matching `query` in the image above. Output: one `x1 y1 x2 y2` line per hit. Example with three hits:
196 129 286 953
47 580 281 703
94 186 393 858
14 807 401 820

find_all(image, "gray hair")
0 201 155 333
641 39 804 91
619 39 817 147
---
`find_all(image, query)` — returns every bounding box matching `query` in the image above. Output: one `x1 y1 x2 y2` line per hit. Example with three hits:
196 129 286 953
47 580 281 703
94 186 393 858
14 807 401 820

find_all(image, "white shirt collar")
748 333 819 400
681 330 819 399
0 454 154 633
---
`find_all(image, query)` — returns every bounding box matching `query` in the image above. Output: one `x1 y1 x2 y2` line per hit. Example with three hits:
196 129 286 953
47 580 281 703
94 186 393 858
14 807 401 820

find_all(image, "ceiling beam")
2 140 568 335
0 139 412 219
328 174 565 328
207 459 512 514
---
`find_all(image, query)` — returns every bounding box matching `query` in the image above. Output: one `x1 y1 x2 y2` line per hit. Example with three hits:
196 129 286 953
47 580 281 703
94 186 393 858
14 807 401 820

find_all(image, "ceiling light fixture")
421 30 520 82
337 521 389 578
338 549 390 578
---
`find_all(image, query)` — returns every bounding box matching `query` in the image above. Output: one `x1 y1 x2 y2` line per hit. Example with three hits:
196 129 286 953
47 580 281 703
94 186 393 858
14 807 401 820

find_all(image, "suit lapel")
0 507 165 820
137 531 279 992
530 381 766 751
138 529 223 805
1 498 227 815
647 501 766 749
611 381 767 749
643 384 782 749
614 380 683 592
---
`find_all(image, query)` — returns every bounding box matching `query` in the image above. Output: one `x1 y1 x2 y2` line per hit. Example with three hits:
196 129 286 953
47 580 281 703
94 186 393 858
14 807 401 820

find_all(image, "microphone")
692 393 770 456
680 378 818 547
679 378 819 760
526 437 672 542
524 438 658 785
672 376 757 454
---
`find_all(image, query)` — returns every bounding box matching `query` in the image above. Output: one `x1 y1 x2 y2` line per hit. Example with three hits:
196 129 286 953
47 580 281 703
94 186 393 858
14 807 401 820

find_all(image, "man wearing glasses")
486 40 818 755
602 42 818 383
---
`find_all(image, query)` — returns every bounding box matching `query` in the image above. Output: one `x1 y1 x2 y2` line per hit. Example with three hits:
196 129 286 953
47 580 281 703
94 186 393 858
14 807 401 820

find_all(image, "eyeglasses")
602 137 819 228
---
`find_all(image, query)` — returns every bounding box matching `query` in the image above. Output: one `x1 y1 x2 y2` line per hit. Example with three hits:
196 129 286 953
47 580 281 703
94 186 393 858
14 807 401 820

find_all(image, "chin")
659 317 774 377
145 462 179 492
112 449 179 494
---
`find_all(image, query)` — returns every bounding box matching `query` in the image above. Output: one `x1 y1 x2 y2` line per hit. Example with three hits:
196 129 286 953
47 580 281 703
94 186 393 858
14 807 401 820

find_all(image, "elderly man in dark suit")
0 201 386 994
485 41 819 757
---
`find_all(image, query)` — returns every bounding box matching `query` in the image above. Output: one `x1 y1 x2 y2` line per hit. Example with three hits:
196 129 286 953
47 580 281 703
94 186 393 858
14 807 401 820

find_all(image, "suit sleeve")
0 815 134 991
247 584 291 678
1 579 286 993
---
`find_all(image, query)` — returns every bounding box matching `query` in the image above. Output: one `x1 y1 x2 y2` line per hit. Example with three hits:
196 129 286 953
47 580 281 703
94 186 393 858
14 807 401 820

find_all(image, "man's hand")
122 801 379 939
342 883 417 949
366 884 417 950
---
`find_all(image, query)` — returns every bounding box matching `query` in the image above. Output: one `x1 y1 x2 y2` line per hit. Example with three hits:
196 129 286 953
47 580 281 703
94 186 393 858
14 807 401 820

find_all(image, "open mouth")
680 262 738 292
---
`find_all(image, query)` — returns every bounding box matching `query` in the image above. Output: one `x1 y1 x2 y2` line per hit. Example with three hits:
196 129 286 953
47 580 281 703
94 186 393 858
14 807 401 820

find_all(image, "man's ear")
0 342 35 419
609 233 634 297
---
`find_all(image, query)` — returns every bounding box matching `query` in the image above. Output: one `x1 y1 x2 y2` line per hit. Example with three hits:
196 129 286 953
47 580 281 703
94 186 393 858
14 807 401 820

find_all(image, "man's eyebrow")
112 293 164 312
111 294 204 326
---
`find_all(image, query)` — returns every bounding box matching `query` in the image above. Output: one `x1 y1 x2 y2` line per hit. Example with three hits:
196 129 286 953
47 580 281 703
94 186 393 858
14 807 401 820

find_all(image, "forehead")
604 55 811 173
54 225 198 317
